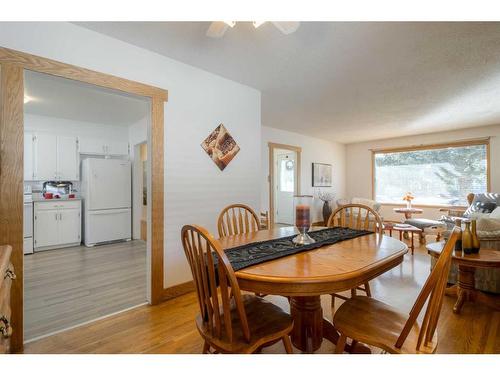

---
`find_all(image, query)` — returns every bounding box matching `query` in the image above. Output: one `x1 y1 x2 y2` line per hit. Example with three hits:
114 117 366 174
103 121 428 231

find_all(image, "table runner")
222 227 373 271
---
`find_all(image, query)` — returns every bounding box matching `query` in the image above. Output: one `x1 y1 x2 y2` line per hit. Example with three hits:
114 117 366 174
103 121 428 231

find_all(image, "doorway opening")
268 143 301 227
22 70 151 341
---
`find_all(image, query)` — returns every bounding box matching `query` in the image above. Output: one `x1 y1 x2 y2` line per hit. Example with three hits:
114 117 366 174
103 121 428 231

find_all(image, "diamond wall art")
201 124 240 171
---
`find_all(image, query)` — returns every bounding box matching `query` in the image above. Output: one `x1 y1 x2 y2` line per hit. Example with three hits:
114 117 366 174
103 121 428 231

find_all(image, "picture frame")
312 162 332 187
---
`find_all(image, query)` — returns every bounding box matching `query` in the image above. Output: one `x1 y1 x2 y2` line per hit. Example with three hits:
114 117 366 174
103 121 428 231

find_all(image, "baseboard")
161 280 195 301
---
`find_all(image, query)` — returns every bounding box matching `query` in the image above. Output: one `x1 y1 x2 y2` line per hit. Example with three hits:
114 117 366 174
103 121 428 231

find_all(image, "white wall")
261 126 346 222
345 124 500 221
1 22 262 289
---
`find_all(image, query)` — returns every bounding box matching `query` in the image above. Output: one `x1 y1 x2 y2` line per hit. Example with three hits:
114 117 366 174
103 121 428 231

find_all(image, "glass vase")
293 195 315 245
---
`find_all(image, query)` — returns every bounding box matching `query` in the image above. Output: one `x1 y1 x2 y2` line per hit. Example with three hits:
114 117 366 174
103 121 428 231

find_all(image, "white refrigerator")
81 158 132 247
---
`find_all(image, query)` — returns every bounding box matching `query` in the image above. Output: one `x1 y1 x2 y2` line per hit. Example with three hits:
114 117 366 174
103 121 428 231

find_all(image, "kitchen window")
372 140 489 206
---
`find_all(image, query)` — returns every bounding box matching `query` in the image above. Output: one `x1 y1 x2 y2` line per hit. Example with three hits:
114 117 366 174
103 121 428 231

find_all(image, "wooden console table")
427 242 500 314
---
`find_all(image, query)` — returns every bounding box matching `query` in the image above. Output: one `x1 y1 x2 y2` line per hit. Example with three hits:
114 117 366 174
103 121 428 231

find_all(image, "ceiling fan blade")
206 22 229 38
272 22 301 35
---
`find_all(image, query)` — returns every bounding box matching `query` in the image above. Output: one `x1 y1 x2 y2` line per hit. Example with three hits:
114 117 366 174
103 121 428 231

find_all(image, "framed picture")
201 124 240 171
312 163 332 187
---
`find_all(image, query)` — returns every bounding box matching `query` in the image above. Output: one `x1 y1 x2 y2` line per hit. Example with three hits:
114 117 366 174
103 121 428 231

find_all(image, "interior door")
34 133 57 181
58 208 81 244
275 152 296 225
57 136 78 180
34 209 59 248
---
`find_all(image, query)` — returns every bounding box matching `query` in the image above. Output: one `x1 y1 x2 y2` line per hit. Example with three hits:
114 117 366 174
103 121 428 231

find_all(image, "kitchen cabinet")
32 133 78 181
34 200 81 251
107 140 129 156
79 137 129 157
33 133 57 181
57 136 79 180
24 132 34 180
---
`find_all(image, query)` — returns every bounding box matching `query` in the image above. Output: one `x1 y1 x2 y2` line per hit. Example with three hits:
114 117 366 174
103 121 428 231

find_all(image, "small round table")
393 207 423 219
384 222 422 255
426 242 500 314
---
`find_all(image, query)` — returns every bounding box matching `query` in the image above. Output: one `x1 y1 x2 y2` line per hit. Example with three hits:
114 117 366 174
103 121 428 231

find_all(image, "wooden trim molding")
0 47 167 101
0 47 168 352
371 138 491 202
0 64 24 352
268 142 302 225
161 281 196 301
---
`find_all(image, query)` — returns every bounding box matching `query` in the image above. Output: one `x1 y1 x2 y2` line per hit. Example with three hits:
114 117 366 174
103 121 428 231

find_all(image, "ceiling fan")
206 21 300 38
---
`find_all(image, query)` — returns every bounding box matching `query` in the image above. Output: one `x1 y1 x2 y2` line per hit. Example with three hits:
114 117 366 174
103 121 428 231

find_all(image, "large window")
373 141 489 206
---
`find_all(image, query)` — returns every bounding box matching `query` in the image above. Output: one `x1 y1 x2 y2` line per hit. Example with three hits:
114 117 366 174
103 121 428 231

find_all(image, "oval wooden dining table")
218 226 408 353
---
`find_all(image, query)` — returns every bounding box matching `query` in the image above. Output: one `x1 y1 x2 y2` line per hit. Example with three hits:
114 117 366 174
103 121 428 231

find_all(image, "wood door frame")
268 142 302 225
0 47 167 352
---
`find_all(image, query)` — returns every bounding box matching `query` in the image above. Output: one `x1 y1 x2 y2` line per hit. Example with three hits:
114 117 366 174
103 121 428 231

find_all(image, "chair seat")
332 296 437 354
196 294 293 353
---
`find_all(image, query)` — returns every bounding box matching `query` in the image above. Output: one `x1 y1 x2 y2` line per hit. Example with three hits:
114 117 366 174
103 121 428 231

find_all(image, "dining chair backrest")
181 224 251 343
217 204 260 238
395 226 460 351
327 204 383 234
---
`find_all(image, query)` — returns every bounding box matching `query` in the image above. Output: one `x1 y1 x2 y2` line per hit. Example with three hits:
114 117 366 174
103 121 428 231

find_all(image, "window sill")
379 202 468 210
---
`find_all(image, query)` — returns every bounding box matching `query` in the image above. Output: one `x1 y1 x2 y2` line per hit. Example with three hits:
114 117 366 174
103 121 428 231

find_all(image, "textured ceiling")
24 70 150 126
76 22 500 143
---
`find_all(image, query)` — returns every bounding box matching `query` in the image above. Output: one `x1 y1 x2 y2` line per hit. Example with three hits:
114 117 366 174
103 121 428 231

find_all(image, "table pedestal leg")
290 296 323 353
289 296 372 353
452 265 500 313
454 265 475 314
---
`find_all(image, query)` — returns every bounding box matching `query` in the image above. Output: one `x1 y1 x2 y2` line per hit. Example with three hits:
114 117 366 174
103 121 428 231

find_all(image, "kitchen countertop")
32 196 83 202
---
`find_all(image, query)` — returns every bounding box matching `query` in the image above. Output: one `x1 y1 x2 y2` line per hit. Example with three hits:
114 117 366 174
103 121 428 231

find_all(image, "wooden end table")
393 207 423 219
384 223 422 255
427 242 500 314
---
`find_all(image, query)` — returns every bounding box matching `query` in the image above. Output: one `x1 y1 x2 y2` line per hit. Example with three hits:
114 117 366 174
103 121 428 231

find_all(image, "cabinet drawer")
35 200 81 211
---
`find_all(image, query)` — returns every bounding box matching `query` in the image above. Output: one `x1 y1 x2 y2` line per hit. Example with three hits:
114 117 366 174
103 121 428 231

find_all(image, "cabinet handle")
55 213 58 221
4 269 16 280
59 213 63 220
0 316 12 338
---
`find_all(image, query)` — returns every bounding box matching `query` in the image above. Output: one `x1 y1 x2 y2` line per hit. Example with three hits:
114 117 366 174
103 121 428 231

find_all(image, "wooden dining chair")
327 204 384 313
181 224 294 354
217 204 261 238
332 227 460 354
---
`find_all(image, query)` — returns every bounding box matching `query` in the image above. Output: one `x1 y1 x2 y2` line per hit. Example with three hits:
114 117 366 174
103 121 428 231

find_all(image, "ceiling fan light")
223 21 236 28
253 21 266 28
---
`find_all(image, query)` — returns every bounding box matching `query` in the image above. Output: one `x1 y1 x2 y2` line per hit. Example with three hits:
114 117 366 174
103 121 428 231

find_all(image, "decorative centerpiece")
318 191 335 224
293 195 316 245
402 192 415 209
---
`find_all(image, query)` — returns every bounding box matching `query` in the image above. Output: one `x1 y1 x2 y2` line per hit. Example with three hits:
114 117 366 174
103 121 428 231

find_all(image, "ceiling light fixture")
206 21 300 38
24 95 32 104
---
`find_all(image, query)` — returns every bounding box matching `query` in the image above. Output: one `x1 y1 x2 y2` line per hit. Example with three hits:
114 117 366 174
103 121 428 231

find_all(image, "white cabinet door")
79 137 106 155
34 209 59 248
57 136 78 180
34 133 57 180
24 132 34 181
58 208 81 245
107 140 129 156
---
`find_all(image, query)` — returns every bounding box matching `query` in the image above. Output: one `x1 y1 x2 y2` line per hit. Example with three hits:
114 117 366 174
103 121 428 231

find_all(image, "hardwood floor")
24 240 147 341
24 236 499 353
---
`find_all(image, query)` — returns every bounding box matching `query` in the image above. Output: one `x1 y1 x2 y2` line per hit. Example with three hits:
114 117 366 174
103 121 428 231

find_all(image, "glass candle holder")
293 195 316 245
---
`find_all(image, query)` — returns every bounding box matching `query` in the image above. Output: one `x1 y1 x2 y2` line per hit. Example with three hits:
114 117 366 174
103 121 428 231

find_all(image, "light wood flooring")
24 235 499 353
24 240 147 341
